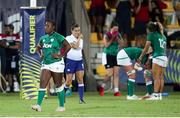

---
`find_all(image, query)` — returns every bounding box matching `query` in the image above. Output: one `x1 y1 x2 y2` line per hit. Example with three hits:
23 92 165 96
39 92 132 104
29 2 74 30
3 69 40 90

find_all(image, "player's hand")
78 34 83 39
134 62 143 71
51 53 61 59
40 54 44 59
112 31 118 40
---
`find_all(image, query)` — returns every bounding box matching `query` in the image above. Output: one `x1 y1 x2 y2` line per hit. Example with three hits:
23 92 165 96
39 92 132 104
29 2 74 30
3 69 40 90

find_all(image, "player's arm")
61 39 71 56
134 41 151 71
134 0 142 14
117 33 127 48
52 39 71 59
36 42 43 59
103 34 113 47
138 41 151 63
71 34 83 49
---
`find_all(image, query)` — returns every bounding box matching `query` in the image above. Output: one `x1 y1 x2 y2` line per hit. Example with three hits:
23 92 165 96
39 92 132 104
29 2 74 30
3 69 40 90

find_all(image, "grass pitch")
0 91 180 117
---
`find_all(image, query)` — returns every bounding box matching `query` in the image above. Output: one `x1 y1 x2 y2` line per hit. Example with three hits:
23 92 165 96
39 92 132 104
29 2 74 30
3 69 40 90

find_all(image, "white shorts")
117 49 132 66
41 59 65 73
102 52 107 65
152 56 168 67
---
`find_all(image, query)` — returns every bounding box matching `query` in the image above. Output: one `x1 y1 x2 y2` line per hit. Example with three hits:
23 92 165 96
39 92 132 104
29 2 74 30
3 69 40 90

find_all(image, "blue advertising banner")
164 49 180 83
20 7 45 99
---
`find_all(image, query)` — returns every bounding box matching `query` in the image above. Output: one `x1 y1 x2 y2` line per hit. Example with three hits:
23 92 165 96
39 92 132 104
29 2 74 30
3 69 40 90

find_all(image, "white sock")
114 87 119 93
101 83 105 88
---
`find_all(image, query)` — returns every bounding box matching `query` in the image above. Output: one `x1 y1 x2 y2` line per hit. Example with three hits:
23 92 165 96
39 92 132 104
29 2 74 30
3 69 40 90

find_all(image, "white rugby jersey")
66 34 83 60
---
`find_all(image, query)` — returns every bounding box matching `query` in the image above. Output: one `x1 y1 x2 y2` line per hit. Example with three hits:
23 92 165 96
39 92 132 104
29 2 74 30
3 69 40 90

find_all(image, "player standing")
64 24 85 104
138 22 168 100
31 20 71 112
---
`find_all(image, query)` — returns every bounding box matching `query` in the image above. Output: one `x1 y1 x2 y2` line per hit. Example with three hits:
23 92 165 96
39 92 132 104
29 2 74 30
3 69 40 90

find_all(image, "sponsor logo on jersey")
43 43 52 48
50 38 54 42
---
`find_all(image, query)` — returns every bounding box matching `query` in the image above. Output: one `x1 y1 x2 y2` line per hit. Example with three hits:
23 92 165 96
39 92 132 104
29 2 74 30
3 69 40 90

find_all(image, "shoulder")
105 31 112 39
147 32 155 36
105 31 111 36
65 35 72 40
147 32 156 40
54 32 65 39
65 35 74 42
40 34 48 39
52 32 65 42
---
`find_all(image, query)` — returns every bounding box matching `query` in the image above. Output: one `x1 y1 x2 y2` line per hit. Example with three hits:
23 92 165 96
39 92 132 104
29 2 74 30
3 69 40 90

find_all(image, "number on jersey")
158 38 166 49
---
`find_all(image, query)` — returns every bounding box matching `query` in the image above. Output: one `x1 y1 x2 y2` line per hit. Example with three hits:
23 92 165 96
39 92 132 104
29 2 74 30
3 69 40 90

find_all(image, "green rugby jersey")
147 32 167 58
124 47 148 64
103 42 119 56
103 32 122 56
39 32 64 64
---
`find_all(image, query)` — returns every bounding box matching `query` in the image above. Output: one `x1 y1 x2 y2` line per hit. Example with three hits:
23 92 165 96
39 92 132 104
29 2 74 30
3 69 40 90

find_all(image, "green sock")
57 90 65 107
146 81 153 94
37 90 46 106
128 79 135 96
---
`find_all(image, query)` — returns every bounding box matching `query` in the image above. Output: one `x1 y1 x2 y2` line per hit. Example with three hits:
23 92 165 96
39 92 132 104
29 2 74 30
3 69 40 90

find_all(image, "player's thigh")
40 69 51 88
51 72 64 87
106 68 114 77
66 73 73 85
152 63 161 80
105 54 117 77
113 66 120 77
159 66 165 79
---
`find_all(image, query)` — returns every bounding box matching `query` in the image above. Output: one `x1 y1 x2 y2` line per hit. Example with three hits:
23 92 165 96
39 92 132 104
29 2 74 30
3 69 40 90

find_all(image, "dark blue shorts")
65 58 84 74
104 54 118 69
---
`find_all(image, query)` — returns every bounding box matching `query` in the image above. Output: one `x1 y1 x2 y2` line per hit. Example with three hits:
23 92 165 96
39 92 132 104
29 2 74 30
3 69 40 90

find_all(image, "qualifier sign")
20 7 45 99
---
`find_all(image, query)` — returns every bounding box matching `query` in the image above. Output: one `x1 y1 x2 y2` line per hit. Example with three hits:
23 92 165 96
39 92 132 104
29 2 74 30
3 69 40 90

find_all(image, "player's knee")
77 78 84 84
144 69 152 78
40 82 47 88
106 72 113 78
56 85 64 93
127 69 136 79
66 79 72 86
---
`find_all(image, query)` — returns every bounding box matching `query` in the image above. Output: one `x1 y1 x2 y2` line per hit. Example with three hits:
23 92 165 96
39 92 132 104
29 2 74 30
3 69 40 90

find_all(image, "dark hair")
147 21 159 33
110 21 118 28
71 23 79 30
46 19 56 26
4 24 14 30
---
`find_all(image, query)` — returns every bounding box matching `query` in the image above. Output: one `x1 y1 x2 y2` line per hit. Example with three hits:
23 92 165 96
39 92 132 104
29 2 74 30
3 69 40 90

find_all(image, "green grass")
0 92 180 117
